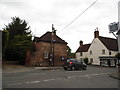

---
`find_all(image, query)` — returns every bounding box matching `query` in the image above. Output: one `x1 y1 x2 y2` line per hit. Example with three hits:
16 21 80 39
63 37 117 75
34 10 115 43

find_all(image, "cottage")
76 29 118 67
30 25 67 67
76 41 91 61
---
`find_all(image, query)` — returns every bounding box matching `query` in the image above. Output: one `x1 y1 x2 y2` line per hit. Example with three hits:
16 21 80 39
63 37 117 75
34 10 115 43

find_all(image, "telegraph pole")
50 24 55 66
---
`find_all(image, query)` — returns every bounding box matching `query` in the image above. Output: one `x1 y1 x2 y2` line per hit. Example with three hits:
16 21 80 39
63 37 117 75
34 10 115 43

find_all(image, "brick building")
29 26 68 67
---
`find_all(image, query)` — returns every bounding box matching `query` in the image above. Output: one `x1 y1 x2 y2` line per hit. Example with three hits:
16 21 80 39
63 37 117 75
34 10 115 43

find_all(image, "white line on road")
25 81 40 84
43 79 55 82
8 83 22 86
66 73 110 79
7 73 110 86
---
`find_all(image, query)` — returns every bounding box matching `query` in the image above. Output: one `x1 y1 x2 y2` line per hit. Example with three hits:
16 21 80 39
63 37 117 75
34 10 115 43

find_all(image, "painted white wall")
76 38 118 65
76 52 88 60
87 38 116 65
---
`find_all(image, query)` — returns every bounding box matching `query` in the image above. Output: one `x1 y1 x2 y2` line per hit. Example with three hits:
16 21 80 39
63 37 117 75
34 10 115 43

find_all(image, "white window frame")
44 51 48 59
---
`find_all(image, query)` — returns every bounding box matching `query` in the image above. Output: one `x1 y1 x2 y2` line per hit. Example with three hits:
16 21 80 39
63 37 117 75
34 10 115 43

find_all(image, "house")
76 41 91 62
76 29 118 67
29 25 68 67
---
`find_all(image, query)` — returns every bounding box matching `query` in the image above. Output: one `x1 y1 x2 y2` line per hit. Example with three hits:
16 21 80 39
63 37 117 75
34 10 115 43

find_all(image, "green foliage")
3 17 31 40
84 57 89 65
3 16 34 65
67 46 75 59
115 53 120 59
2 30 9 57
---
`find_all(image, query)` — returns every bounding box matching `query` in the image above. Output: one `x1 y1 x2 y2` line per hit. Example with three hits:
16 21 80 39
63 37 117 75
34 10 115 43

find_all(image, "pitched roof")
99 36 118 51
33 31 67 44
76 44 91 52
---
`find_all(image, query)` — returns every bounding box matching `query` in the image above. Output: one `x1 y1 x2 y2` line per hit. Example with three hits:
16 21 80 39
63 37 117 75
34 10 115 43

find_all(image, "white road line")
66 73 109 79
8 83 22 86
43 79 55 82
29 73 45 76
25 81 40 84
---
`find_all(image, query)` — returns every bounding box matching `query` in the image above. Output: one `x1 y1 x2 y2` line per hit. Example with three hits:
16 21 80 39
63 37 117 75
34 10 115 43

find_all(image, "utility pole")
50 24 55 66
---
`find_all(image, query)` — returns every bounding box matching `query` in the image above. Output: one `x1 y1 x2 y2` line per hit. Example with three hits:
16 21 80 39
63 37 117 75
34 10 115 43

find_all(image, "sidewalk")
2 64 63 73
109 72 120 80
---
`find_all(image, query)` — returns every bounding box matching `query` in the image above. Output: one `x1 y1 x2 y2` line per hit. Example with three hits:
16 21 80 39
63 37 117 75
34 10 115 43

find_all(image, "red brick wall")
29 42 67 67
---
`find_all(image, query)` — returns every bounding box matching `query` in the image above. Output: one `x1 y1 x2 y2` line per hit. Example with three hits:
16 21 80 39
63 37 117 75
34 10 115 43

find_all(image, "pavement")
109 70 120 80
2 64 63 73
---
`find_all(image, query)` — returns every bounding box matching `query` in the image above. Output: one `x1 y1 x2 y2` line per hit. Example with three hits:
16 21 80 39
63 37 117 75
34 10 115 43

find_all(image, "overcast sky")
0 0 119 52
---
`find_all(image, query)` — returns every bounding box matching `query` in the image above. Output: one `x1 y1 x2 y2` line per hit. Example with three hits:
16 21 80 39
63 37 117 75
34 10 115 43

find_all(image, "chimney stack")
80 40 83 47
94 27 99 38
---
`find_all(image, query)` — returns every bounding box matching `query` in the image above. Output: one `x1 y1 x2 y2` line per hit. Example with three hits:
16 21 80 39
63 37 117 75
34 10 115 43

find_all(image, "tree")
115 53 120 60
67 46 75 59
3 17 31 40
3 16 34 65
2 30 9 58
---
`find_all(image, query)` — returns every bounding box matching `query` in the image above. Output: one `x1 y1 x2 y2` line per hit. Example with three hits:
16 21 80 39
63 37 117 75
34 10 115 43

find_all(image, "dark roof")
99 36 118 51
33 31 67 44
76 44 91 52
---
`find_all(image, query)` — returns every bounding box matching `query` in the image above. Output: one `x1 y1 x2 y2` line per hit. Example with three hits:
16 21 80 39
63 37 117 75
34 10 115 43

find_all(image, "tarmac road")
2 65 119 88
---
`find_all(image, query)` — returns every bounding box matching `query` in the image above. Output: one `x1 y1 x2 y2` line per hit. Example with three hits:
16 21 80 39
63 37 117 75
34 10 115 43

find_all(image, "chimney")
80 40 83 47
94 27 99 38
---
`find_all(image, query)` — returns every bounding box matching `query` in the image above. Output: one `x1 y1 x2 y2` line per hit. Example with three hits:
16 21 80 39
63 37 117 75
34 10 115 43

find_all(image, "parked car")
63 59 87 71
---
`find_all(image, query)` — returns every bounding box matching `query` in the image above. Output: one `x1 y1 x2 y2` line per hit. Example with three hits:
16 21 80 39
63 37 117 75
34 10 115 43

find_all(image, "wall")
88 38 110 65
29 42 67 66
76 52 88 61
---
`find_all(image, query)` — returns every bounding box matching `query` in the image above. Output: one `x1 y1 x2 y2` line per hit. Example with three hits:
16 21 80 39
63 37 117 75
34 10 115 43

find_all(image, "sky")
0 0 119 52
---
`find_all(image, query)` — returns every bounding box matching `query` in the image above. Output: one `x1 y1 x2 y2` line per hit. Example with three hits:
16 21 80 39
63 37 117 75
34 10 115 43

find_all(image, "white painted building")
76 30 118 66
76 40 91 61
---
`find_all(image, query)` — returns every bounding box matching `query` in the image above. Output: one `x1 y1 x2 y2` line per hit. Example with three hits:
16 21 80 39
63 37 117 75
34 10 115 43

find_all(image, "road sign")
108 22 118 33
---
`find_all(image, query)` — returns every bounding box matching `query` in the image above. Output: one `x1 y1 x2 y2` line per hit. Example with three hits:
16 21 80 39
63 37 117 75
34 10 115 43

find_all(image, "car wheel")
64 67 67 70
71 66 76 71
83 66 87 70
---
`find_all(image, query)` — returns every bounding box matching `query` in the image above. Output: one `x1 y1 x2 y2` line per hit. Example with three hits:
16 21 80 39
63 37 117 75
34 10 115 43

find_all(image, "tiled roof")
33 31 67 44
99 36 118 51
76 44 91 52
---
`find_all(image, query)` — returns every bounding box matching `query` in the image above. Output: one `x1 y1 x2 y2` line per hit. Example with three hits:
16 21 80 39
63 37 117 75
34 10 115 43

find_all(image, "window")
109 52 111 55
90 58 93 64
102 49 105 54
90 51 92 55
80 52 83 56
44 51 48 59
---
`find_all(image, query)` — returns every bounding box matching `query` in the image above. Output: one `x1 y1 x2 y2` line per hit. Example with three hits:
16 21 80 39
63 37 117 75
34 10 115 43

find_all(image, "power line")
59 0 98 33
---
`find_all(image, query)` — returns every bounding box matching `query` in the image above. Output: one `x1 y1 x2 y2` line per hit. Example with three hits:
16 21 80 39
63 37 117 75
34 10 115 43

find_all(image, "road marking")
43 79 55 82
66 73 110 79
25 81 40 84
29 73 45 76
8 83 22 86
7 73 110 86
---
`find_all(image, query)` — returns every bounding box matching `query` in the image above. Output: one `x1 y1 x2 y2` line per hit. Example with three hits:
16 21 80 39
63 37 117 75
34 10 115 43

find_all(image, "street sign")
108 22 118 33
